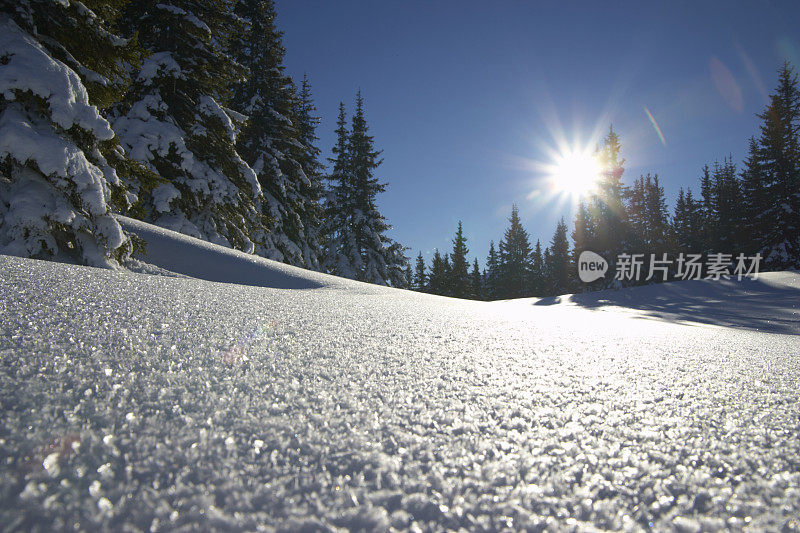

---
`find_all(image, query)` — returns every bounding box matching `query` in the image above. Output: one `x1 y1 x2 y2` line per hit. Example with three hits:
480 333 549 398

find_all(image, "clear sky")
274 0 800 268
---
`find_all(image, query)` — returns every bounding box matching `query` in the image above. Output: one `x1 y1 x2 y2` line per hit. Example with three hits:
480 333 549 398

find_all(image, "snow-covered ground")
1 221 799 531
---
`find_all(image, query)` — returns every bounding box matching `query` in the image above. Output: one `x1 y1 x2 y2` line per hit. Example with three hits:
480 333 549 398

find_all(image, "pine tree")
293 74 325 267
470 258 483 300
428 249 447 295
625 176 646 246
413 252 427 292
754 62 800 269
740 136 768 254
402 262 413 290
498 205 533 298
324 93 406 285
230 0 322 267
712 158 743 251
591 125 628 281
545 217 571 294
699 164 716 251
571 201 594 291
440 254 453 296
0 0 141 266
484 240 500 300
114 0 262 252
323 103 355 275
644 174 669 250
672 187 705 254
349 91 406 284
448 221 470 298
542 247 552 291
672 187 689 252
531 239 544 295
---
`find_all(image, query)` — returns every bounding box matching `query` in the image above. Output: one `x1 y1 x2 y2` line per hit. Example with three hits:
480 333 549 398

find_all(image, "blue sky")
274 0 800 268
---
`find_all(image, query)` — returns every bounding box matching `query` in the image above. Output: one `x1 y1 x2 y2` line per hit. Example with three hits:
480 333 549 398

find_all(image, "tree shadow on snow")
535 276 800 335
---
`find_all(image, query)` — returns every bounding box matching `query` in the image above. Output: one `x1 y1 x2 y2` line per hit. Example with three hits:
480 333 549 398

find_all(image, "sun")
549 149 601 197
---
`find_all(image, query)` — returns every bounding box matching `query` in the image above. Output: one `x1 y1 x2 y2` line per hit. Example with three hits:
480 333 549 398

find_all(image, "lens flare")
644 106 666 146
709 56 744 113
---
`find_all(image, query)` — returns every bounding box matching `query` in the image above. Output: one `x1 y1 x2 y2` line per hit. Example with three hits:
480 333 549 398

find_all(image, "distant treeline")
411 64 800 300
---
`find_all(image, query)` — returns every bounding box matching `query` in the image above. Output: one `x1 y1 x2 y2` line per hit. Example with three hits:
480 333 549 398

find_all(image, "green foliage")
447 221 471 298
498 205 533 299
413 252 427 292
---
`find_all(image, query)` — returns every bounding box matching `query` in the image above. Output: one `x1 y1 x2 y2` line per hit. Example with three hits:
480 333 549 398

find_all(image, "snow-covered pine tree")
230 0 322 267
402 261 413 290
0 1 141 267
292 74 325 268
113 0 263 252
323 102 359 276
447 221 470 298
325 92 406 286
497 204 533 298
754 63 800 269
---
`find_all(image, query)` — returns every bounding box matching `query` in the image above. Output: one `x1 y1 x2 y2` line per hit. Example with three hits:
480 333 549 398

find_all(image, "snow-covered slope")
1 222 799 530
118 216 345 291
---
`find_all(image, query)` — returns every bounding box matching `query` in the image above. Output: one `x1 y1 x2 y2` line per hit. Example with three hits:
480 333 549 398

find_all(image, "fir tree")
448 221 471 298
325 92 406 285
293 74 325 267
230 0 322 267
498 204 533 298
402 262 413 290
484 240 500 300
754 62 800 269
711 158 743 251
545 217 571 295
413 252 427 292
470 257 483 300
323 103 355 275
699 164 716 251
114 0 262 252
740 136 768 254
428 249 447 295
531 239 544 295
672 187 689 252
625 176 646 246
672 187 704 254
644 174 669 250
571 201 594 291
592 126 627 265
441 254 453 296
0 0 141 266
